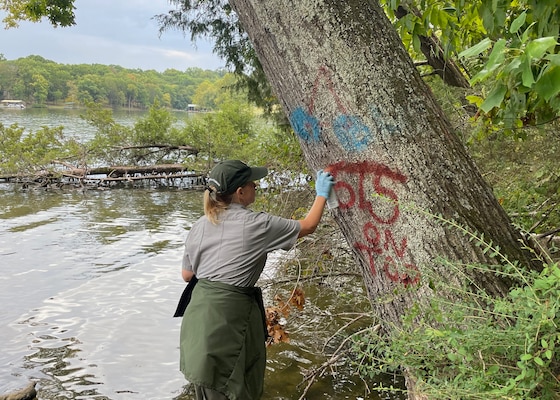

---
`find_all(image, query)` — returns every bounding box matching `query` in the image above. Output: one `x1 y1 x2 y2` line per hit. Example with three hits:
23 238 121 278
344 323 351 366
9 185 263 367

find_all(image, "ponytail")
204 187 233 225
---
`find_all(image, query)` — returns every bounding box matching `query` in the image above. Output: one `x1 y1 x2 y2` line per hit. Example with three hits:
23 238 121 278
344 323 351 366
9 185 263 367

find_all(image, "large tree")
222 0 543 396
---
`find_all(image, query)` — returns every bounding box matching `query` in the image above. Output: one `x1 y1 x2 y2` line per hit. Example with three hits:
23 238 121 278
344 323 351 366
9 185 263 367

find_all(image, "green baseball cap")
207 160 268 194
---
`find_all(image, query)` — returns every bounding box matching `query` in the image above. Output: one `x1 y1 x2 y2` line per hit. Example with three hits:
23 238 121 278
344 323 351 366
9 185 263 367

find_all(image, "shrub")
350 259 560 399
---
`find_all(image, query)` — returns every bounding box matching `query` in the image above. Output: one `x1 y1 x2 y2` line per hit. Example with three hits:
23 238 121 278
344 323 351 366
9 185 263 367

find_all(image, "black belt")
173 275 199 317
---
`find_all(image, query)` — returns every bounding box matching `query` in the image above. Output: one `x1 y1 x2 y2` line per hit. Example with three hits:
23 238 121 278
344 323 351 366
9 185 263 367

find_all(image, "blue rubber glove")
315 170 334 199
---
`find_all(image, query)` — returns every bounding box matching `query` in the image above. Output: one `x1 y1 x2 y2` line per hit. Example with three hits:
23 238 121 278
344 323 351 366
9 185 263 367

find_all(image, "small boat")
1 99 26 109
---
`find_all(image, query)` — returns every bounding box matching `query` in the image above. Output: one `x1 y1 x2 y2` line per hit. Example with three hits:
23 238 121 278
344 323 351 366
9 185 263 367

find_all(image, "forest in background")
0 54 226 110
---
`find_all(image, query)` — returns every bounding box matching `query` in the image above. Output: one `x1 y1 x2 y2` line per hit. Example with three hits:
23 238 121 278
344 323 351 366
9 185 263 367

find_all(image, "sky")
0 0 225 72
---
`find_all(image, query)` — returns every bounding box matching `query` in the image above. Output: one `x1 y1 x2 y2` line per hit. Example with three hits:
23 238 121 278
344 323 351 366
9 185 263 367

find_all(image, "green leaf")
503 58 522 74
447 353 459 362
413 34 421 53
535 66 560 101
521 22 536 44
521 56 535 87
545 54 560 66
510 11 526 34
487 365 500 374
480 84 507 113
458 37 492 59
534 356 544 366
486 39 507 71
470 39 507 84
520 353 533 361
466 95 483 107
526 37 558 59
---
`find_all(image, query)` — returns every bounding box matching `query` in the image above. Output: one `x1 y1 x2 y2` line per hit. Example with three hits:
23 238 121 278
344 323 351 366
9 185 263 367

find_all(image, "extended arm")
298 170 334 238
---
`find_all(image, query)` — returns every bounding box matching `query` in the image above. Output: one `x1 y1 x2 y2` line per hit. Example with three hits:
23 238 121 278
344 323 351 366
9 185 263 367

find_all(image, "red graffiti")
329 161 420 286
330 160 406 224
383 256 420 286
308 65 348 116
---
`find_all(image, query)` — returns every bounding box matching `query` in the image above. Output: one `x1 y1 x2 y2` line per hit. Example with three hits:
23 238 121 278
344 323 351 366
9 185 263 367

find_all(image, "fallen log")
0 164 207 189
0 382 37 400
64 163 190 177
117 144 199 154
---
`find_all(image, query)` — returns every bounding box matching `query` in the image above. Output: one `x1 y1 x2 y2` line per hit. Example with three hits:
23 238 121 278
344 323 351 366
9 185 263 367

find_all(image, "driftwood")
116 144 199 153
64 164 194 178
0 382 37 400
0 164 207 189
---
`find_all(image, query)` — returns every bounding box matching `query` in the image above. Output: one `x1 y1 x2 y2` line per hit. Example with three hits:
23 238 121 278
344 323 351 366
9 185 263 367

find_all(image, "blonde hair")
204 188 234 225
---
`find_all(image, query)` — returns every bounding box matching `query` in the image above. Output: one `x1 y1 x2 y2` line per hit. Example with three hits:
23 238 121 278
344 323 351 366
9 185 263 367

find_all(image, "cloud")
0 0 225 71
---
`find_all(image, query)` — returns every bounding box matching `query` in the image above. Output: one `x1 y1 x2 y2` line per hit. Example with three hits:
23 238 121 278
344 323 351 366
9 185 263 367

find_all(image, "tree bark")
227 0 541 396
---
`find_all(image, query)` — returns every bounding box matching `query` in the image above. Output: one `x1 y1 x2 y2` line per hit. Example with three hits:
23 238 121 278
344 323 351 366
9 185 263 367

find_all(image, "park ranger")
176 159 334 400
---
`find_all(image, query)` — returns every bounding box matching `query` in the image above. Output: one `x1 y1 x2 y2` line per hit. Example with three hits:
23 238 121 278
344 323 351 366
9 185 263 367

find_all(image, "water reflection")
0 187 68 219
8 248 188 399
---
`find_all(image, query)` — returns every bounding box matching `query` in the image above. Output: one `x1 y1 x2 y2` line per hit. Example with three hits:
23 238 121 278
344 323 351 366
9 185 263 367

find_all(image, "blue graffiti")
290 104 399 153
290 107 321 142
333 115 373 152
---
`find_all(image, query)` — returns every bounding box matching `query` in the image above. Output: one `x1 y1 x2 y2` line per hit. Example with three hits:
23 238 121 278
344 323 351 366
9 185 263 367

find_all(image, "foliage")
86 100 260 167
132 99 180 145
467 121 560 237
350 233 560 399
381 0 560 136
0 122 81 175
1 0 76 27
424 66 559 239
178 100 253 162
0 55 225 110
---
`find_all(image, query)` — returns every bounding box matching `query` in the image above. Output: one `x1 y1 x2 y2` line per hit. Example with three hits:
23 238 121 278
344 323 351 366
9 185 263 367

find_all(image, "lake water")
0 107 145 138
0 107 193 143
0 187 202 399
0 109 404 399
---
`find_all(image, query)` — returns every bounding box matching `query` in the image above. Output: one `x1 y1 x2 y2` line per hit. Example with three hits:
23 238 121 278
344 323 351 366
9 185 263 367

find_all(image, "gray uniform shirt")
182 203 301 287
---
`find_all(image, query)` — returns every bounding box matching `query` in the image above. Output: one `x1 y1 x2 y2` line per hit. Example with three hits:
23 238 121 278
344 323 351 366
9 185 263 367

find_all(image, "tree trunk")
227 0 541 396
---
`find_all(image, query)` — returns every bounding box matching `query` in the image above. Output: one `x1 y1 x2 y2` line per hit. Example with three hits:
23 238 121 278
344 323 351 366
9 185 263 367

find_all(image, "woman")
178 159 334 400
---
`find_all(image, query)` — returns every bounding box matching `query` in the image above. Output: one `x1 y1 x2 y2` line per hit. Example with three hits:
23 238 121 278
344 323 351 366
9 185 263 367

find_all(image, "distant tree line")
0 55 226 110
